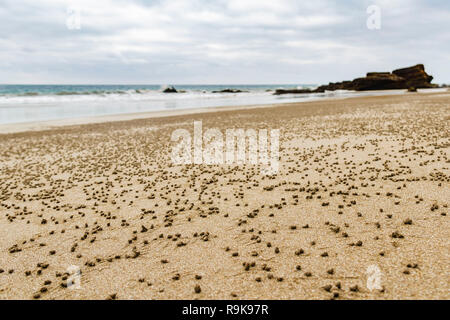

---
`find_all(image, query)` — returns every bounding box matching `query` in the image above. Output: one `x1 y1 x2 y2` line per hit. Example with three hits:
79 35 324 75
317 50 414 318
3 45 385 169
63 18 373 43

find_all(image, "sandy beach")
0 92 449 300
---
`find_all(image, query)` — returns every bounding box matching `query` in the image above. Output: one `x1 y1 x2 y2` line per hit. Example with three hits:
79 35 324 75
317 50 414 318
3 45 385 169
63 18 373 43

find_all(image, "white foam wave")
0 90 275 105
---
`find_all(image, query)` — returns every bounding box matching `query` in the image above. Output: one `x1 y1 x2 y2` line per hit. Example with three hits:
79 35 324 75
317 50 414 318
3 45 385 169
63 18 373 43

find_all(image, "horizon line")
0 83 318 86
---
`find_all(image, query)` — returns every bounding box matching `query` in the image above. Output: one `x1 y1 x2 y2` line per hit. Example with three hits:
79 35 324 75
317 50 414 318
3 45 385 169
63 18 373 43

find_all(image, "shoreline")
1 89 447 135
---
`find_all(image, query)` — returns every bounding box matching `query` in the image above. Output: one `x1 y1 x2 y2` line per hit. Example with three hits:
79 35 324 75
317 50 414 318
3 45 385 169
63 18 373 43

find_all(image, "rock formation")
163 86 177 93
212 89 247 93
349 73 406 91
392 64 434 89
274 64 435 95
274 88 313 95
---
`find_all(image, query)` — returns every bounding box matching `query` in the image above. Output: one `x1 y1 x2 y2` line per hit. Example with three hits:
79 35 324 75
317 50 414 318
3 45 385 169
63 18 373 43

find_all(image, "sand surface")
0 92 449 300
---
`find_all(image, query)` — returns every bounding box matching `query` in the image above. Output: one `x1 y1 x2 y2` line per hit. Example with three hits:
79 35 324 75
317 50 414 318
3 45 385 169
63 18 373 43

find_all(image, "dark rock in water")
163 86 177 93
315 81 353 92
408 87 417 92
274 64 436 94
212 89 247 93
274 88 314 95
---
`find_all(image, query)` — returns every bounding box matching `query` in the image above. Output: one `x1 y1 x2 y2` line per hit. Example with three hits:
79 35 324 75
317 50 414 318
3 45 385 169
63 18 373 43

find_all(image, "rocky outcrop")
212 89 247 93
392 64 434 89
163 86 177 93
274 88 314 95
274 64 435 94
350 73 406 91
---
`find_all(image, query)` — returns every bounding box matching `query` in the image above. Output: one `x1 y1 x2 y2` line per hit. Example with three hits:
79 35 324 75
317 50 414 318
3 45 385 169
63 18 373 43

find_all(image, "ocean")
0 84 409 125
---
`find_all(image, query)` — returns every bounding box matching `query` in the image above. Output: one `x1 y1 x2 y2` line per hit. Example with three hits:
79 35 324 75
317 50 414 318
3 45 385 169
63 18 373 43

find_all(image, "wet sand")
0 92 449 300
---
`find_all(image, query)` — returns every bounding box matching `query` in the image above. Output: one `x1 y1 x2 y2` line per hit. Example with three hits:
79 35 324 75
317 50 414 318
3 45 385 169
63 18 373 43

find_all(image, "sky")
0 0 449 84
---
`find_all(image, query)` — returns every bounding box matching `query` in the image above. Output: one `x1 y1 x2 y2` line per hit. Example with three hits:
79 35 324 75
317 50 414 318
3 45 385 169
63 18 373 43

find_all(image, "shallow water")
0 85 440 125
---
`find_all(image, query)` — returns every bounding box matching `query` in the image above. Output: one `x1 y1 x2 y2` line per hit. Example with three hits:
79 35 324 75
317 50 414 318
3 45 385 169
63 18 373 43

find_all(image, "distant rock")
392 64 434 89
350 73 406 91
212 89 247 93
273 88 314 95
163 86 177 93
274 64 436 94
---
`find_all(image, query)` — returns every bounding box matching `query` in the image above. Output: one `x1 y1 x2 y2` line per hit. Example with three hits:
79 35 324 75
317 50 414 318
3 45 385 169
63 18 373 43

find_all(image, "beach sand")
0 92 449 300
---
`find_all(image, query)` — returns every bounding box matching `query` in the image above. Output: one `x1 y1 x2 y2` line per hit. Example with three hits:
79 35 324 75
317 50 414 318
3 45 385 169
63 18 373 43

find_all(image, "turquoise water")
0 84 313 96
0 84 315 124
0 84 413 125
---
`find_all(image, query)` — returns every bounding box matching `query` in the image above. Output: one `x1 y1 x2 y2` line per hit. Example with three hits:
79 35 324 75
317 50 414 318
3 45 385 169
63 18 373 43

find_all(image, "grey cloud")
0 0 449 84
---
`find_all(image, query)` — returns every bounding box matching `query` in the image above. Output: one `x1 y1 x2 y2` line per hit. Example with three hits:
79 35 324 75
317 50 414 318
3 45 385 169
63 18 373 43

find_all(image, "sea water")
0 84 413 125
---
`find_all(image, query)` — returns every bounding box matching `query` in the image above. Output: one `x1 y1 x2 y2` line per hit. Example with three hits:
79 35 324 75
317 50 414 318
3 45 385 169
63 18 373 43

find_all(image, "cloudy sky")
0 0 449 84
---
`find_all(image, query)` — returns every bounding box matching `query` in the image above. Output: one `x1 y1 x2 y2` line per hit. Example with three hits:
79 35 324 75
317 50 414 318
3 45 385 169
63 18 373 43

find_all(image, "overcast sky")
0 0 449 84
